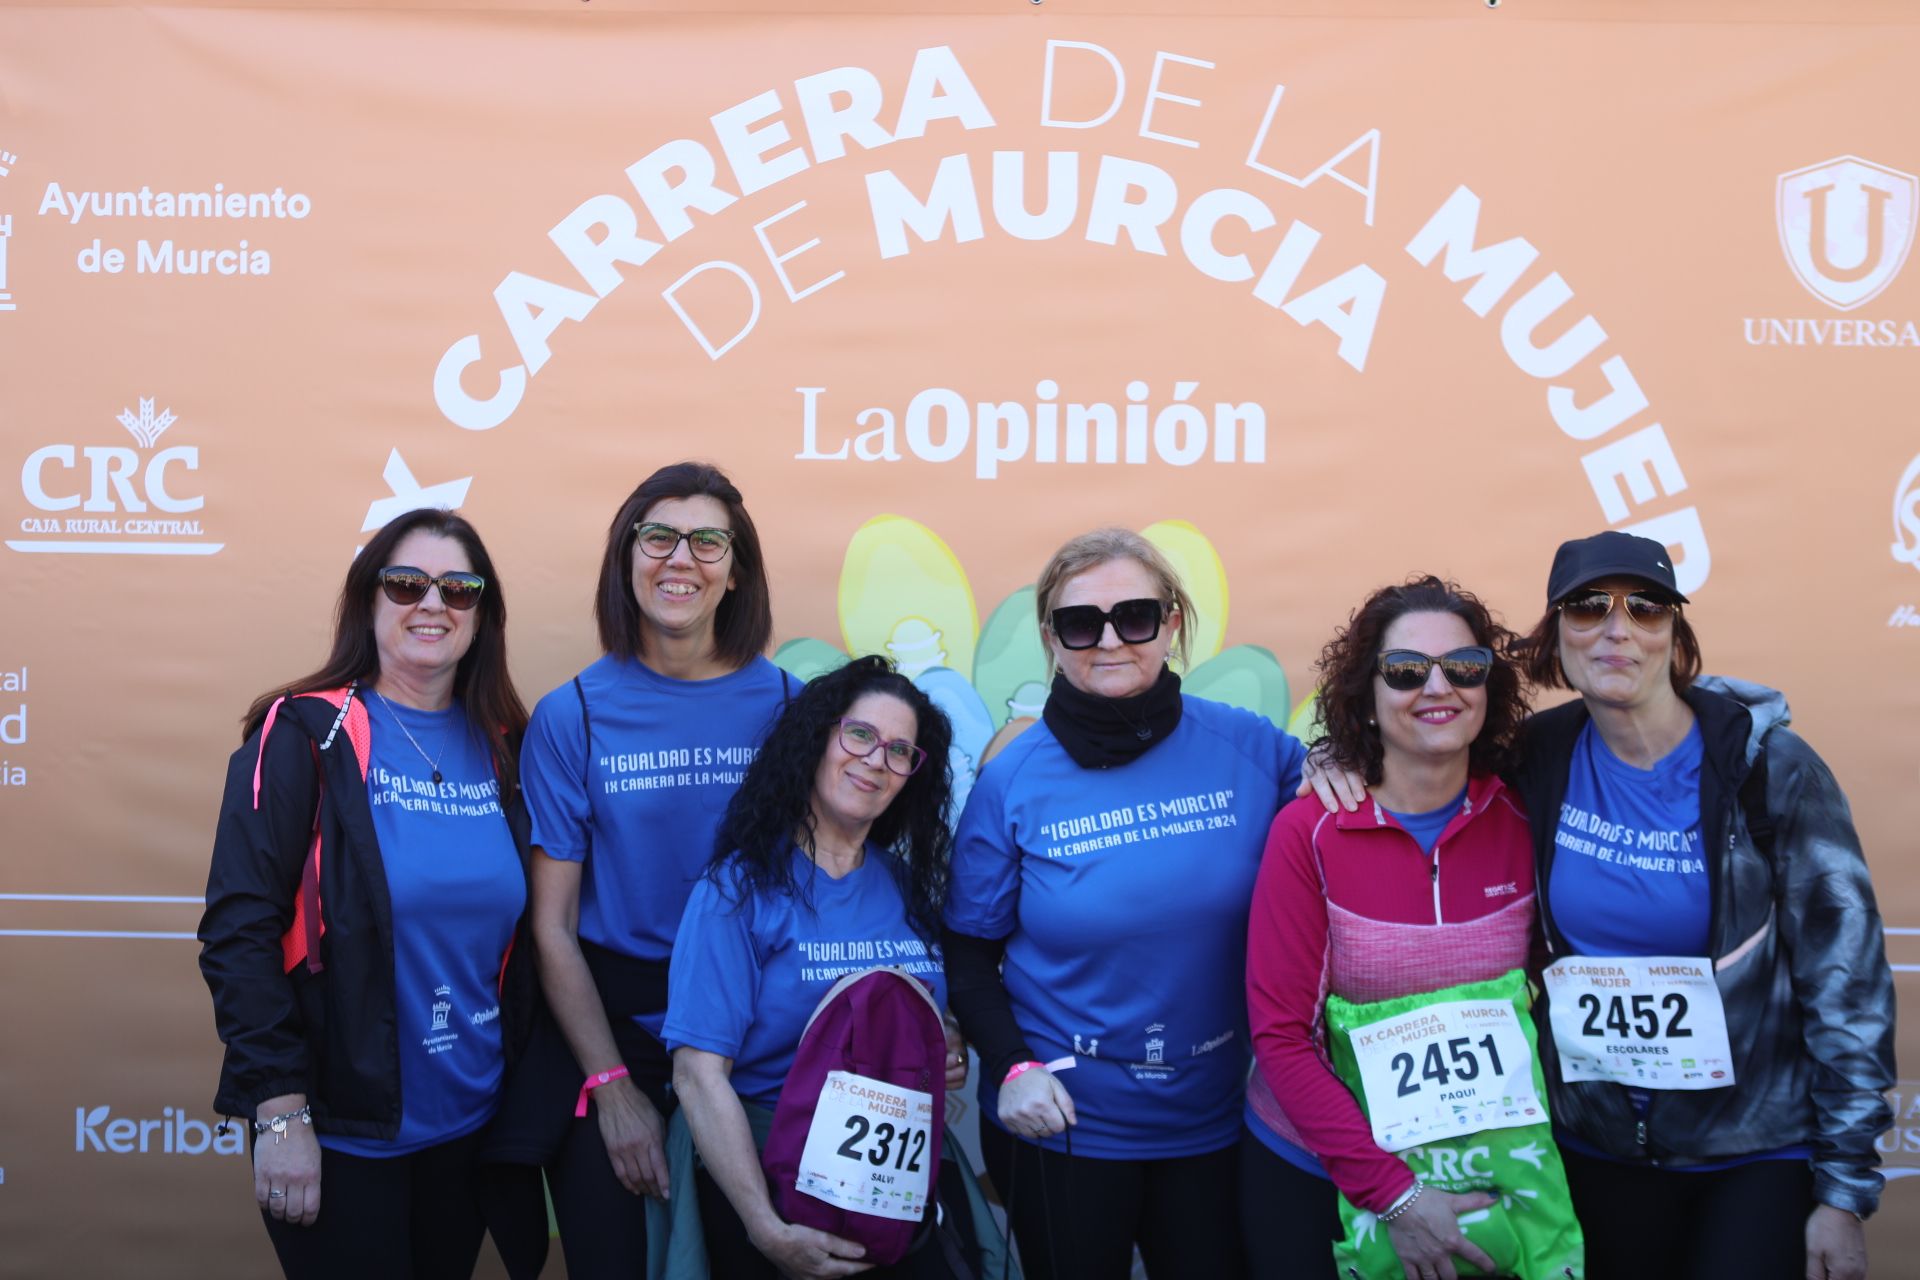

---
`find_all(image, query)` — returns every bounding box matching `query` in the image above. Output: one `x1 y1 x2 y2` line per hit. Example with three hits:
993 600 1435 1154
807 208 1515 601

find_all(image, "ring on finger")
268 1189 287 1199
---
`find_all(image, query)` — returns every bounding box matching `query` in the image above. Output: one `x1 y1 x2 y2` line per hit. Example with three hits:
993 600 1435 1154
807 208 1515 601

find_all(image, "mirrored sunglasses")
378 567 485 610
1376 646 1495 691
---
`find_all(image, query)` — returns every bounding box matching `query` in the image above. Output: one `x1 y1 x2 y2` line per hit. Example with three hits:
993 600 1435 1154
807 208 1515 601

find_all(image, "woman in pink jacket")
1242 576 1536 1280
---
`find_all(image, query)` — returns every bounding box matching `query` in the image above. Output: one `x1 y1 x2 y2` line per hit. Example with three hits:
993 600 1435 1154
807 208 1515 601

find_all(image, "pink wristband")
1002 1060 1046 1086
574 1065 629 1117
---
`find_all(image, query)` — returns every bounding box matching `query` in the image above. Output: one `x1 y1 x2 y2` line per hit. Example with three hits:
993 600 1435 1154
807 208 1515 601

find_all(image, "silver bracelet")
1378 1180 1424 1223
252 1104 313 1143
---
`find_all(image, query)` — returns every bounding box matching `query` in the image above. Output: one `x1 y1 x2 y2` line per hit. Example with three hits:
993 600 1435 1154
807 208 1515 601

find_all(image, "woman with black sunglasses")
1503 532 1893 1280
1241 576 1536 1280
668 655 963 1279
943 527 1308 1280
500 462 795 1279
200 508 537 1278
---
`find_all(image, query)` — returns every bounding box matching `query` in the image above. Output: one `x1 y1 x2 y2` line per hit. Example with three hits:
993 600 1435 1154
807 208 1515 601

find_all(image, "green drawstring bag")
1322 969 1583 1280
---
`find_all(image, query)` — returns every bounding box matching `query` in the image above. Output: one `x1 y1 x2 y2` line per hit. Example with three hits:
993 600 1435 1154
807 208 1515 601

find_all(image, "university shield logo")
1777 156 1918 311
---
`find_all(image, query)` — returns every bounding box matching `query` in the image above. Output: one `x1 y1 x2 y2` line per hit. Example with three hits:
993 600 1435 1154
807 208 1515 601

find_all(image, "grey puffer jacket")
1512 676 1896 1218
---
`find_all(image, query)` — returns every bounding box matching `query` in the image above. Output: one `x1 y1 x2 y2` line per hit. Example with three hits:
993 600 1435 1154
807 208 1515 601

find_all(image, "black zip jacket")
198 689 538 1137
1512 676 1895 1217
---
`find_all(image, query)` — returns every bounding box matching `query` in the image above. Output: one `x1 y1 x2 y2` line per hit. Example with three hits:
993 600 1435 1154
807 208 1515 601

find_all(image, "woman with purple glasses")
943 527 1307 1280
200 508 536 1278
668 654 961 1278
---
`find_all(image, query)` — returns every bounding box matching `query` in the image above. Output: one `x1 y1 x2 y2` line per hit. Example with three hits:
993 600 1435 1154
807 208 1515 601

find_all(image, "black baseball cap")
1545 531 1689 604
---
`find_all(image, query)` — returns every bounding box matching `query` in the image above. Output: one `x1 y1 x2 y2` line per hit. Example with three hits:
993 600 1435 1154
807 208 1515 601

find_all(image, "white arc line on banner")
0 930 197 939
4 541 225 555
0 893 201 903
0 893 203 939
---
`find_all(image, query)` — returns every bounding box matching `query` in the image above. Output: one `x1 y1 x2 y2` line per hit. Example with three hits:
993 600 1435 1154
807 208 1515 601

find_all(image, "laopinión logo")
74 1105 244 1156
1744 155 1920 348
8 396 222 556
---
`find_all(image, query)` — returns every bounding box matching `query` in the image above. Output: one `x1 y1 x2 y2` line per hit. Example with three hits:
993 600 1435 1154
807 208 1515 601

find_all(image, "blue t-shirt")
1545 721 1808 1169
325 696 525 1158
944 696 1306 1159
1550 721 1708 958
521 655 789 1031
661 847 947 1107
1383 787 1468 856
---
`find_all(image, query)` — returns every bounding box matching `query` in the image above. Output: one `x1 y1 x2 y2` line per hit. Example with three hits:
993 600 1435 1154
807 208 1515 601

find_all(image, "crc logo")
1777 155 1918 311
74 1105 244 1156
9 398 222 556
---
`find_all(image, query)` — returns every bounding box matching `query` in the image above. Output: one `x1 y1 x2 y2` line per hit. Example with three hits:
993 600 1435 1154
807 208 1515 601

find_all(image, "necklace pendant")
431 770 443 786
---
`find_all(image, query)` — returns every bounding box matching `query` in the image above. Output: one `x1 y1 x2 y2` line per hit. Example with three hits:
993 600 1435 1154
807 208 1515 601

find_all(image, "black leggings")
1237 1128 1343 1280
260 1128 488 1280
979 1120 1246 1280
1561 1148 1814 1280
546 1033 674 1280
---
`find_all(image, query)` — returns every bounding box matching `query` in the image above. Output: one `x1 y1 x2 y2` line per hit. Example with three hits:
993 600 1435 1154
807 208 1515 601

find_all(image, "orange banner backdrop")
1 2 1916 1275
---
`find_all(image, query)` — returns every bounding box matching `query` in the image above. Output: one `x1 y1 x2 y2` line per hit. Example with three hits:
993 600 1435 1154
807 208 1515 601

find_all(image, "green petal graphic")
972 585 1049 731
1182 645 1290 726
773 637 849 683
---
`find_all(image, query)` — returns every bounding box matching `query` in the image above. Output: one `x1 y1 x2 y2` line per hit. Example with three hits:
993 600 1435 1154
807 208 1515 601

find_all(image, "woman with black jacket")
199 508 537 1279
1507 531 1895 1280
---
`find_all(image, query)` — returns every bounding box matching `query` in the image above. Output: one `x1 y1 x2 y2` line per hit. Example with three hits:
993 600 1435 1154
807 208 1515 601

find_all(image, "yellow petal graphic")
1141 520 1227 672
1286 690 1326 746
838 515 979 678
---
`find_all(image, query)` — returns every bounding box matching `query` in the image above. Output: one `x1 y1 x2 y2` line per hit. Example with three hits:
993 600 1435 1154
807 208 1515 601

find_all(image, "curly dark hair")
711 656 955 941
1316 575 1528 787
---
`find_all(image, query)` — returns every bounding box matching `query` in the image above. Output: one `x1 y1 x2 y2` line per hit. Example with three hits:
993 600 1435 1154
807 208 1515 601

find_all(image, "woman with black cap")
1506 531 1894 1280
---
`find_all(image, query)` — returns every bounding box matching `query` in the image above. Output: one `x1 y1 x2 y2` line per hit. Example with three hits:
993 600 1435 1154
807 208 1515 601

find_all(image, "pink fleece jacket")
1245 773 1536 1211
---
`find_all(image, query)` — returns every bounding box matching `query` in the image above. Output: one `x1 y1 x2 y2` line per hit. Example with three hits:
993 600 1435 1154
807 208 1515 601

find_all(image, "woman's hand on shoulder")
252 1095 322 1228
1384 1186 1496 1280
1806 1203 1867 1280
591 1075 670 1199
996 1066 1075 1140
749 1219 874 1279
1297 743 1365 813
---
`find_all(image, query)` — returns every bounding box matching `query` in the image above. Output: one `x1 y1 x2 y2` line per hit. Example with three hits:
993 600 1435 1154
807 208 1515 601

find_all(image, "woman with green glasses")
1508 531 1894 1280
498 461 795 1279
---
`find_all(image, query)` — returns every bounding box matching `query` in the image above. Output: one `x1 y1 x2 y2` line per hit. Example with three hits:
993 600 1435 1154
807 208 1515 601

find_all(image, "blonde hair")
1033 528 1196 671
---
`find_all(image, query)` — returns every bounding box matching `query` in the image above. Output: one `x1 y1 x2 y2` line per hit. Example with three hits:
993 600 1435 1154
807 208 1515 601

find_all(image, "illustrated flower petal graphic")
1182 645 1291 727
1141 519 1227 670
972 584 1048 732
837 515 978 678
